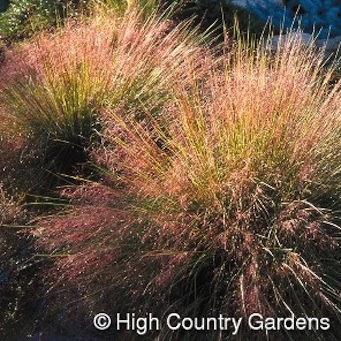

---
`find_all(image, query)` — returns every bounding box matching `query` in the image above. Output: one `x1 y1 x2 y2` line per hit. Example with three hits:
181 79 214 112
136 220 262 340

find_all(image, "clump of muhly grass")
0 17 114 177
0 7 204 181
105 31 341 339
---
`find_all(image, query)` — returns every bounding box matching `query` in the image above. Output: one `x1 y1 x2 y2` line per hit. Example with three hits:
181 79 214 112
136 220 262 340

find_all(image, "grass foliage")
0 1 340 340
99 31 341 339
0 8 203 176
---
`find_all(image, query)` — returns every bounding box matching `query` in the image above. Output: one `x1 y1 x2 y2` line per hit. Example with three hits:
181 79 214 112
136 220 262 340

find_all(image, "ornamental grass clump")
0 8 204 178
0 18 114 176
104 31 341 340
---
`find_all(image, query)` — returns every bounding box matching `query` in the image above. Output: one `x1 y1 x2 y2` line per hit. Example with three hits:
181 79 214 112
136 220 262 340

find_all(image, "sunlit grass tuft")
105 30 341 340
0 7 204 178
